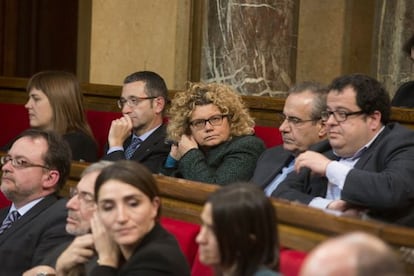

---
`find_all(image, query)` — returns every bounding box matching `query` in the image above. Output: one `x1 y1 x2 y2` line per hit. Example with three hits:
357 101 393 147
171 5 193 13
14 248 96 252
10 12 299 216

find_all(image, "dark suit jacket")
250 145 294 190
274 123 414 227
0 195 73 275
251 140 330 190
102 125 170 173
64 130 98 162
90 223 190 276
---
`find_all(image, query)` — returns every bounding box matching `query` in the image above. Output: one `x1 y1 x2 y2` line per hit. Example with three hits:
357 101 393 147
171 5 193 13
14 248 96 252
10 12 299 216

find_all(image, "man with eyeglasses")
251 82 329 195
23 161 113 276
0 129 73 275
274 74 414 227
102 71 171 173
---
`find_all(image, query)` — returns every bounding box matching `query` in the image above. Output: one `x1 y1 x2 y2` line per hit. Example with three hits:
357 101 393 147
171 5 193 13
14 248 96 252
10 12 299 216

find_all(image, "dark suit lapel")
0 195 58 244
261 154 294 189
354 126 389 169
131 125 167 160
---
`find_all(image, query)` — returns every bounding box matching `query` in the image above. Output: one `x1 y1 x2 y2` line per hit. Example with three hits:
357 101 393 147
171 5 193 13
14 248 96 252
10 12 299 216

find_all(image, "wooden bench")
60 160 414 274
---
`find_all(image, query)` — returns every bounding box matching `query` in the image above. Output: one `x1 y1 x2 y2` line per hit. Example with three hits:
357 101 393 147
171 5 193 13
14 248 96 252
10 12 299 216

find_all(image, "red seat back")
254 125 283 148
160 217 200 268
0 103 30 148
86 110 120 158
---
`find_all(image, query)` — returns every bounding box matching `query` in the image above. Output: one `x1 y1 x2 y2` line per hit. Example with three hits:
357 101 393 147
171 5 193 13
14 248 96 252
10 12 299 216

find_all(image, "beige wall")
296 0 375 86
296 0 347 85
89 0 191 89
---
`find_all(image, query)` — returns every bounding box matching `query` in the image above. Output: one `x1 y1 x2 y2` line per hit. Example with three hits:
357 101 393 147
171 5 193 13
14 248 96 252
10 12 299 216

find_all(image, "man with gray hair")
24 161 113 276
251 81 329 195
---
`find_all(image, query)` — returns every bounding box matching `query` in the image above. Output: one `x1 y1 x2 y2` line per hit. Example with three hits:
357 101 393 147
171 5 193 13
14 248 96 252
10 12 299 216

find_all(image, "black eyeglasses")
278 114 320 126
0 155 50 170
117 96 157 109
321 110 364 122
189 114 231 130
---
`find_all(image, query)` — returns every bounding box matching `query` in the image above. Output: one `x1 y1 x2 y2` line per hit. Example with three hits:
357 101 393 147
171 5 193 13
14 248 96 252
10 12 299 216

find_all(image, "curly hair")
167 82 255 142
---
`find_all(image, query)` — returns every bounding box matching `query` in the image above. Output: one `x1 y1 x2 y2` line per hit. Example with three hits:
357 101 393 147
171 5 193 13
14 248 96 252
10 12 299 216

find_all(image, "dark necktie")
0 210 20 234
125 137 142 159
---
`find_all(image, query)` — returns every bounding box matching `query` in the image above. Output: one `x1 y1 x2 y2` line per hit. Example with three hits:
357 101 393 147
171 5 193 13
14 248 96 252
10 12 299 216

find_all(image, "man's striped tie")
0 210 20 234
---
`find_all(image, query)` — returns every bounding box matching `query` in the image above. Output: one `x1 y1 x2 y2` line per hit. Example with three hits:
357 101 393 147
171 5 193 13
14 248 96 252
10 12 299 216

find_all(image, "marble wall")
373 0 414 97
200 0 298 96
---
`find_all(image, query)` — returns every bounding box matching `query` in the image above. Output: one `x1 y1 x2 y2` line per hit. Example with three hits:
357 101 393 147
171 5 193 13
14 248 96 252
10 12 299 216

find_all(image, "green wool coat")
160 135 266 185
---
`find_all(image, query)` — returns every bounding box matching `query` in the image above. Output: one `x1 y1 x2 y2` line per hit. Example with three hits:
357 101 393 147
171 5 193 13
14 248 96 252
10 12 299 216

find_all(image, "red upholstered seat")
280 248 307 276
160 217 200 268
0 103 28 208
85 110 120 158
0 103 29 148
254 125 283 148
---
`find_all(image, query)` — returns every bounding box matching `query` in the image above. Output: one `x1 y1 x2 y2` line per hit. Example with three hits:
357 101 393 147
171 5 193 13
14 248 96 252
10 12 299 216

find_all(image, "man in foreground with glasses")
0 129 73 275
251 82 328 195
102 71 171 173
23 161 113 276
274 74 414 227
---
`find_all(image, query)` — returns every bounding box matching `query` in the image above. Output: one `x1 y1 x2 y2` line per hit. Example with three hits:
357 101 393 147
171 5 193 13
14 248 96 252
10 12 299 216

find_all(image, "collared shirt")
3 197 43 223
107 124 161 154
309 126 385 209
264 158 295 196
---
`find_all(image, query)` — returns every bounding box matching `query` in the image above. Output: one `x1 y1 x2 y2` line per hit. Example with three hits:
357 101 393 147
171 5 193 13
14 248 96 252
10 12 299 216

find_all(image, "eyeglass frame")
117 96 157 109
189 114 232 130
0 155 50 170
278 113 321 127
320 110 365 122
69 187 96 207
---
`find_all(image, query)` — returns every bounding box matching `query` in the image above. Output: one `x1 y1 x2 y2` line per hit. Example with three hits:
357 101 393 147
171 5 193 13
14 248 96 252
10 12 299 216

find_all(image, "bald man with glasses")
251 81 329 195
0 129 73 275
274 74 414 227
102 71 171 173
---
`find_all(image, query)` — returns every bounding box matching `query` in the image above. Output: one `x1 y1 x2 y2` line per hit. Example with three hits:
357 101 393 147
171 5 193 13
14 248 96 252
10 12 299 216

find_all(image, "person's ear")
151 196 160 219
43 170 60 189
318 120 327 137
367 110 382 131
153 97 165 114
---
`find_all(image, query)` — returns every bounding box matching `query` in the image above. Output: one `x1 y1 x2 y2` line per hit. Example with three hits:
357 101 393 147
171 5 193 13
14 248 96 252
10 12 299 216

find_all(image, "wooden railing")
61 160 414 273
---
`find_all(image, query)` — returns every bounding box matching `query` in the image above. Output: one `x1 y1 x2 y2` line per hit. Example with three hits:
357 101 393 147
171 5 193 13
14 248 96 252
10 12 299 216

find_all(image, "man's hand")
55 235 95 274
295 150 331 175
327 199 367 218
108 115 133 147
23 265 55 276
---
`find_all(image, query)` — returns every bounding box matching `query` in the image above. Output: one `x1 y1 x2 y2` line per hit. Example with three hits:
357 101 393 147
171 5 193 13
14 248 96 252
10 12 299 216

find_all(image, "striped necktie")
0 210 20 234
125 137 142 159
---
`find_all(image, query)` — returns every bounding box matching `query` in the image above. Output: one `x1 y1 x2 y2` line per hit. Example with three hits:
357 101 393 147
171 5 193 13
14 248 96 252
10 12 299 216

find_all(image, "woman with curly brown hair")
160 82 265 185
